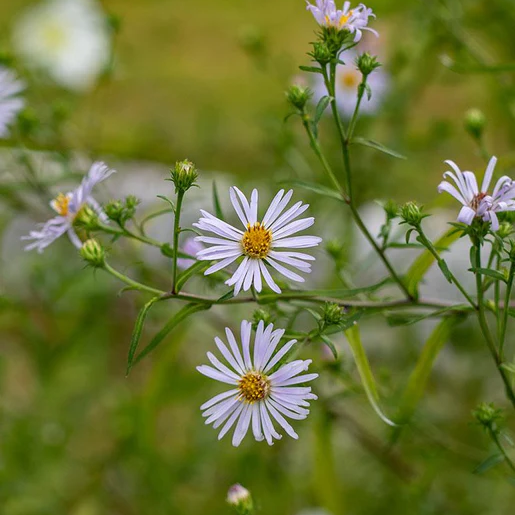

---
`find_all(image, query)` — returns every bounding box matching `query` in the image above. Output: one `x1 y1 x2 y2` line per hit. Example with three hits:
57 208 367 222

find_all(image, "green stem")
489 428 515 475
103 262 166 296
97 223 163 249
346 81 367 143
171 190 185 293
474 245 515 409
500 261 515 359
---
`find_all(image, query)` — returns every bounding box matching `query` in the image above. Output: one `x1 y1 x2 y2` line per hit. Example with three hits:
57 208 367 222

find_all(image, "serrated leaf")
320 335 338 359
394 317 456 427
406 228 461 298
351 137 406 160
344 325 396 426
175 260 209 292
314 96 331 125
469 268 507 283
126 297 161 375
299 65 323 74
278 179 343 202
132 303 210 367
212 181 225 221
473 454 504 475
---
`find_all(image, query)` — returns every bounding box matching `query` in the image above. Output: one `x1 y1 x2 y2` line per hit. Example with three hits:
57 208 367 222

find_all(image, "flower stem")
171 190 185 293
500 261 515 359
103 262 166 296
489 428 515 475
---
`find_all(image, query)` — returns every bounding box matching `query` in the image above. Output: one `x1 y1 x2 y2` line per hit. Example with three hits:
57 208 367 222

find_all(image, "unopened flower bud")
497 221 513 240
80 239 105 268
322 302 344 326
252 309 274 329
104 200 124 222
170 159 198 193
383 200 399 221
286 84 312 112
227 484 253 514
400 201 426 227
311 41 332 65
326 239 345 263
356 52 381 77
464 108 486 140
74 205 100 230
472 402 503 432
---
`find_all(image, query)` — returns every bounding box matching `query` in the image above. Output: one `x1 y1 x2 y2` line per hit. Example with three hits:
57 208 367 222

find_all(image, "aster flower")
23 162 114 252
197 320 318 447
311 51 388 117
306 1 378 41
193 188 322 295
13 0 110 91
0 67 25 138
177 237 204 269
438 156 515 230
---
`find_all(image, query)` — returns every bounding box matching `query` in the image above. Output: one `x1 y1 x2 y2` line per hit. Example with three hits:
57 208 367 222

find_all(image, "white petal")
224 327 247 373
272 217 315 240
273 373 319 387
207 352 242 380
196 365 238 385
240 320 253 369
232 403 253 446
218 402 245 440
482 156 498 192
263 339 297 373
266 257 305 282
251 403 264 441
265 400 298 439
259 261 281 293
214 336 245 375
200 389 239 411
262 189 294 228
271 236 322 249
229 187 250 227
204 254 241 275
457 205 476 225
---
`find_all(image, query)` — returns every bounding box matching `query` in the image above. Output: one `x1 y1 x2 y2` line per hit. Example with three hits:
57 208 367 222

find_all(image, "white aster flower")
13 0 111 91
197 320 318 447
0 67 25 138
306 1 378 41
312 51 388 117
437 156 515 231
23 162 114 252
193 187 322 295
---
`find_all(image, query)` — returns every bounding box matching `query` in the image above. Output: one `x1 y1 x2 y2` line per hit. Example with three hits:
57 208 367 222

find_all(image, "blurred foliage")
2 0 515 514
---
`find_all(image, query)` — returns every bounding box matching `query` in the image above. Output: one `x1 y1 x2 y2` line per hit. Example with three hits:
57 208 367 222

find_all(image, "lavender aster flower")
23 162 114 252
306 1 378 41
193 188 322 295
197 320 318 446
438 156 515 230
0 67 25 138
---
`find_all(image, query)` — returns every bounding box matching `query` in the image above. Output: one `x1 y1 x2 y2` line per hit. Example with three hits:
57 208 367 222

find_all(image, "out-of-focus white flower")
437 156 515 231
0 67 25 138
177 237 203 269
23 162 114 252
226 484 252 507
197 320 318 447
296 509 333 515
13 0 111 91
312 51 388 117
194 188 322 295
306 1 378 41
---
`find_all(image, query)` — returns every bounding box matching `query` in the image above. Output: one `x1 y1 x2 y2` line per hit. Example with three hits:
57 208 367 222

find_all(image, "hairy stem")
171 190 185 293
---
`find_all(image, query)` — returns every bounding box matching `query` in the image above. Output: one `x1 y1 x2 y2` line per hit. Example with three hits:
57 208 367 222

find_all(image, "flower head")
13 0 111 91
0 67 25 138
197 320 318 446
438 156 515 230
193 188 322 295
306 1 378 41
23 162 114 252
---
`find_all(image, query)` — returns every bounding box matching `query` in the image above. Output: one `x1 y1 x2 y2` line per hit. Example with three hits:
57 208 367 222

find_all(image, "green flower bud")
252 309 274 329
80 239 105 268
497 221 513 240
326 239 345 263
227 484 253 515
104 200 125 223
356 52 381 77
400 201 426 227
74 205 100 230
383 200 399 221
310 41 332 65
472 402 503 432
464 108 486 140
322 302 344 326
286 84 313 112
319 26 353 56
170 159 198 193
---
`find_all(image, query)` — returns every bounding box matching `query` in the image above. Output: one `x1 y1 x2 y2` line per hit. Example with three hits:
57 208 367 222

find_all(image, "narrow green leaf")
351 137 406 160
344 324 396 426
469 268 507 283
212 181 225 221
395 317 456 426
217 290 235 302
406 228 461 298
386 307 467 327
437 259 453 283
126 296 161 375
320 335 338 359
473 454 504 475
175 260 209 292
501 362 515 375
299 65 323 74
156 194 176 209
140 208 175 234
278 179 343 202
314 96 331 125
132 303 210 366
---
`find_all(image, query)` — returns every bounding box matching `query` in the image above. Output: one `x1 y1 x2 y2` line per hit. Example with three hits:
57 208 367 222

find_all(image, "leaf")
386 307 466 327
140 208 175 234
501 362 515 375
278 179 343 202
344 324 396 426
299 65 323 74
132 303 210 367
126 297 161 375
175 260 209 292
351 137 406 160
469 268 507 283
212 181 225 221
314 96 331 125
473 454 504 475
320 335 338 359
156 195 176 209
394 317 456 428
217 290 235 302
405 228 461 298
437 259 453 283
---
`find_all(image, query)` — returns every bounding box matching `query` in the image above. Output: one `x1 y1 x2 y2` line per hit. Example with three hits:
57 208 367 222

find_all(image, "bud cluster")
472 402 504 433
105 195 140 226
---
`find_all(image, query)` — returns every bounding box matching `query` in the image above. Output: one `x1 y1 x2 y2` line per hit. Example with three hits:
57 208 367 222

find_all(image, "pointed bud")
286 84 313 112
400 201 427 227
80 239 105 268
170 159 198 193
74 205 100 230
356 52 381 77
252 309 274 329
472 402 504 432
464 108 486 140
322 302 344 327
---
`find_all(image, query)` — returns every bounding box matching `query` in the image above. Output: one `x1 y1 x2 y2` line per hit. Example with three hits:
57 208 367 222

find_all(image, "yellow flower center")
340 69 360 89
42 22 68 51
242 222 272 259
51 193 70 216
338 10 353 27
238 371 270 403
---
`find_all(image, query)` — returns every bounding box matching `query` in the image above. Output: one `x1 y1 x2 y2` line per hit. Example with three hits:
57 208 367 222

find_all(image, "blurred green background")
2 0 515 514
